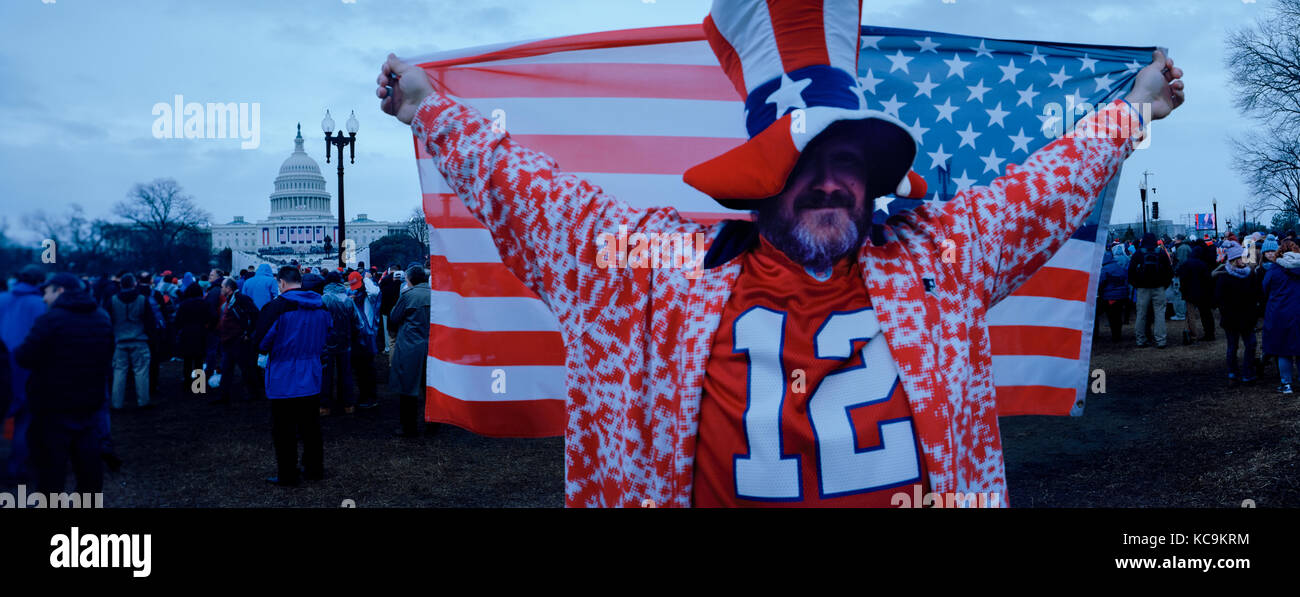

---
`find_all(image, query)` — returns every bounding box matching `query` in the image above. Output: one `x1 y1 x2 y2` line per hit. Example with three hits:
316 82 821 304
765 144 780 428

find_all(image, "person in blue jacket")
0 264 49 481
1096 251 1130 342
1262 244 1300 394
243 263 279 310
250 265 330 486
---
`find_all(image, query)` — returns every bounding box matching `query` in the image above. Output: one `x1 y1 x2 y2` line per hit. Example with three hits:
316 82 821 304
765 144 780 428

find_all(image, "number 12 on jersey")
732 307 921 501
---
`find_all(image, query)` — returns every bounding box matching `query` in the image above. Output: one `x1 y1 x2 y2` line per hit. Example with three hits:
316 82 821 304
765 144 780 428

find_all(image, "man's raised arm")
376 54 704 338
914 50 1185 309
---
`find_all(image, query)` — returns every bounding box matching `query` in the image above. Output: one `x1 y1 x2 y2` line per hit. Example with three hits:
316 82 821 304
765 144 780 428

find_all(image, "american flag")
409 25 1157 437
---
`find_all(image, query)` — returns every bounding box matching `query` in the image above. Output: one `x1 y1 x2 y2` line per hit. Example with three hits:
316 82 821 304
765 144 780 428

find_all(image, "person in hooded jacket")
14 273 115 493
0 264 47 480
1214 242 1264 385
319 271 358 416
1263 242 1300 394
243 263 279 309
252 266 331 486
1096 251 1129 342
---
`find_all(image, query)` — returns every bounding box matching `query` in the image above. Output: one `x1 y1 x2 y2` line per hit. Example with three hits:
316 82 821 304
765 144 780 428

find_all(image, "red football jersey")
693 237 928 507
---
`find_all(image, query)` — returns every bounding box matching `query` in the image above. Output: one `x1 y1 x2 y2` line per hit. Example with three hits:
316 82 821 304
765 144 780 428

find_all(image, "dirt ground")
3 321 1298 508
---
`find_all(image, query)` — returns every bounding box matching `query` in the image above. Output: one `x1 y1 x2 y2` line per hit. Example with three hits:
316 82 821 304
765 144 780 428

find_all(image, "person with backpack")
109 274 156 409
1128 232 1175 348
319 271 359 416
1214 242 1264 385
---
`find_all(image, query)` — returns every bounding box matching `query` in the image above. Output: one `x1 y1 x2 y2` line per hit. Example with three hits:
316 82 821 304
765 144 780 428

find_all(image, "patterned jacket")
413 93 1143 507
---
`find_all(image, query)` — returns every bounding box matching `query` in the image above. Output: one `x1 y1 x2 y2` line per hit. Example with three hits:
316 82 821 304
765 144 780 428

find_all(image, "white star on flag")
1048 65 1070 89
1009 127 1033 154
857 69 883 94
933 97 959 123
861 35 884 50
985 102 1010 127
1126 59 1143 73
765 73 811 116
980 148 1006 174
927 144 953 170
943 52 971 79
1026 47 1047 65
1079 54 1098 73
915 36 940 53
956 122 982 148
971 39 994 58
874 194 896 213
879 94 905 118
966 78 992 103
998 58 1024 84
913 73 938 98
1094 72 1115 93
887 50 914 73
1016 83 1040 108
906 117 930 143
953 169 977 191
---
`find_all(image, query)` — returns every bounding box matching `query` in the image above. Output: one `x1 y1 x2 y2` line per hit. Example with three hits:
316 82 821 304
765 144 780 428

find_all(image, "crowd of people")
0 259 435 494
1097 230 1300 393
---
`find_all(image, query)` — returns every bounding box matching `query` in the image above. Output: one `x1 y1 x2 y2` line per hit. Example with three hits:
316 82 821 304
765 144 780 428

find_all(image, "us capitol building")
211 124 403 257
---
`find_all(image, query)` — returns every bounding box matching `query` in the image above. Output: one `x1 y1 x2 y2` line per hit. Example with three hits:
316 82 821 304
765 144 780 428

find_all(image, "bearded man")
376 0 1184 507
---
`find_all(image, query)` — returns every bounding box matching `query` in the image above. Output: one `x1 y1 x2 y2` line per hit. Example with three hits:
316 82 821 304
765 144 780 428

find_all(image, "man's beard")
756 190 872 272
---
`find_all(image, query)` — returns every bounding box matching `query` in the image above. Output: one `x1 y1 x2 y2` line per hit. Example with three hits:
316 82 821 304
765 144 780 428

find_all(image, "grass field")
3 322 1298 507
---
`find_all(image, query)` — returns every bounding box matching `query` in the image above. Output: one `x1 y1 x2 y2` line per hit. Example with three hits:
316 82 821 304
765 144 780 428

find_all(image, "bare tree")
1235 133 1300 222
1227 0 1300 132
22 204 109 270
113 178 211 267
407 206 429 249
1226 0 1300 224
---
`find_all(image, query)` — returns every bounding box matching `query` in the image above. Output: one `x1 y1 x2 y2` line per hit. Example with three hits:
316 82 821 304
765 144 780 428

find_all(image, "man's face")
209 270 219 282
42 286 64 307
221 284 233 299
756 126 873 271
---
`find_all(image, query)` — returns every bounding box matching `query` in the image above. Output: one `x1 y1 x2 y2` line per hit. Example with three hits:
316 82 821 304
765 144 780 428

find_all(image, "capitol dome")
268 123 332 219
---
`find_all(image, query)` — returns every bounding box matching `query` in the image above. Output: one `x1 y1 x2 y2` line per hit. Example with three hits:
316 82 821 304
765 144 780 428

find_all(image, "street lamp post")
323 109 359 269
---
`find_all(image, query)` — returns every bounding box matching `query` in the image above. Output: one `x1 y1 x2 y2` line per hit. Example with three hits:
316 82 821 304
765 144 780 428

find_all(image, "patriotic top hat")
683 0 927 209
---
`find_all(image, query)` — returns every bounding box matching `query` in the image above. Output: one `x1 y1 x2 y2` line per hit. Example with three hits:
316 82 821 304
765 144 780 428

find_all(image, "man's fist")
1124 49 1185 122
377 53 435 125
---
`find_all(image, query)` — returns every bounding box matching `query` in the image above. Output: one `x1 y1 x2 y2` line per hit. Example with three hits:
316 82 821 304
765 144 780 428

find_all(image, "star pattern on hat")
765 72 812 117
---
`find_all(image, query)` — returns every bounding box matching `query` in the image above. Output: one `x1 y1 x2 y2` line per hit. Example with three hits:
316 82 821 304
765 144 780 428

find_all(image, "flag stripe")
989 386 1079 417
429 258 537 298
429 291 562 333
427 356 566 402
988 325 1082 359
1008 267 1090 301
425 386 566 439
430 324 566 366
431 63 738 100
443 96 748 138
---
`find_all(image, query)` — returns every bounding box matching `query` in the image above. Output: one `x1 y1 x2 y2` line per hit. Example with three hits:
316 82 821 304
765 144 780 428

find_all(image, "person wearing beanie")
1214 242 1264 385
1262 238 1281 272
388 264 433 437
1264 242 1300 394
1130 232 1175 348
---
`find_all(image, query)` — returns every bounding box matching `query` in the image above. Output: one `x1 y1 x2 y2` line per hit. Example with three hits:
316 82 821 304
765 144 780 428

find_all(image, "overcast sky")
0 0 1269 243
